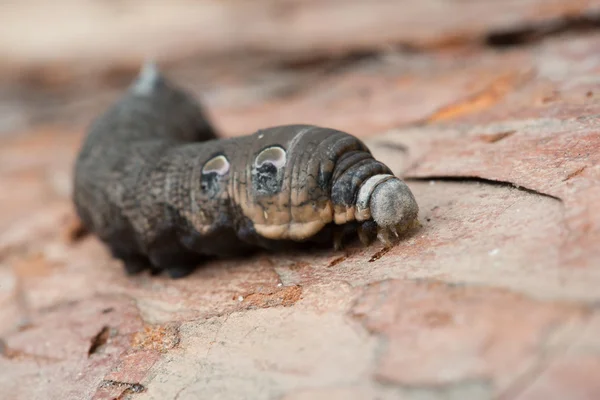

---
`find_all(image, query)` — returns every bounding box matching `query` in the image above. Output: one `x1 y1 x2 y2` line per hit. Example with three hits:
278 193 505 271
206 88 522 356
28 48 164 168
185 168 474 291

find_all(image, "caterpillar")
72 63 419 279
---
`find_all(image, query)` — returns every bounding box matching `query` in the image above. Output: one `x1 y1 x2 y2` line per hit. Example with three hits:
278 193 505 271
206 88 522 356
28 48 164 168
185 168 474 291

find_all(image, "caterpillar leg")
147 249 204 279
110 248 152 275
331 222 361 251
333 229 345 251
164 264 199 279
146 236 206 279
122 255 151 275
357 221 377 246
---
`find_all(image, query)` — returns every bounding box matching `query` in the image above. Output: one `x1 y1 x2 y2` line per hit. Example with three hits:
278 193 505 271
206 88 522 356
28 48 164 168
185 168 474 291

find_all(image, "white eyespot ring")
255 146 287 169
202 155 230 176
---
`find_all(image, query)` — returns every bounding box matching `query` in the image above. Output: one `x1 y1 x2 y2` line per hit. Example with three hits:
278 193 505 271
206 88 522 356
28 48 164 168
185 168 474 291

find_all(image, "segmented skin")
72 66 417 278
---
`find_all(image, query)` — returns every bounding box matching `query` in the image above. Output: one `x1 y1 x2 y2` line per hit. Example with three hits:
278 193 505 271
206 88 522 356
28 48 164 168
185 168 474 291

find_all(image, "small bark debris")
239 285 303 308
328 255 347 268
131 324 180 353
479 130 516 143
88 325 110 357
369 247 392 262
99 380 146 395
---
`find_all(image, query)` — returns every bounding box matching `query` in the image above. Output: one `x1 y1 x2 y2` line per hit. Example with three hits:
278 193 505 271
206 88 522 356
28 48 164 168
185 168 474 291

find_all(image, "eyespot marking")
201 155 230 198
252 146 287 196
255 146 287 169
202 155 230 176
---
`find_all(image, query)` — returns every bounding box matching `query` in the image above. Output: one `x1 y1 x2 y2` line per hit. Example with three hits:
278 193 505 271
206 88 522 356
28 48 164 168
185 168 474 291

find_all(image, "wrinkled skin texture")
73 65 419 278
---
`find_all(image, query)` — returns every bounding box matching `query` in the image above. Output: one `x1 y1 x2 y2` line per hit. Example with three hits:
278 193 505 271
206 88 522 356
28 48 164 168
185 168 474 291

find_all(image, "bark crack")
404 175 562 202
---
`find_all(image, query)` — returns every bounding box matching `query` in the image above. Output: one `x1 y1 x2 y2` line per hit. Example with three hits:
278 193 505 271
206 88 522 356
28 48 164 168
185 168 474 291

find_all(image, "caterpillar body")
72 64 419 278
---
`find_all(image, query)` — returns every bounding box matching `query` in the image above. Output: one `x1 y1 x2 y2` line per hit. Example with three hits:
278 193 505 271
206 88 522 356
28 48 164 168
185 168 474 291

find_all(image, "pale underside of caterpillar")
72 64 420 278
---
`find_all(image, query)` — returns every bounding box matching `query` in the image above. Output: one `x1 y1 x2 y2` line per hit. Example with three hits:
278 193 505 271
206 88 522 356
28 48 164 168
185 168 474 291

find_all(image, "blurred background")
2 0 600 140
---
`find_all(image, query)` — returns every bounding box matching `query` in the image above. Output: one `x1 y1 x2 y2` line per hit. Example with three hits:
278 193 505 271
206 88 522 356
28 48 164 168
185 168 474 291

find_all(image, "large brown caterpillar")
72 64 419 278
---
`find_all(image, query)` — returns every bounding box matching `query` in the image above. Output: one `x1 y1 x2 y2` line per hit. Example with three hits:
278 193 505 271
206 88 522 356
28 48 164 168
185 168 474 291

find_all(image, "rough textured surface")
2 2 600 400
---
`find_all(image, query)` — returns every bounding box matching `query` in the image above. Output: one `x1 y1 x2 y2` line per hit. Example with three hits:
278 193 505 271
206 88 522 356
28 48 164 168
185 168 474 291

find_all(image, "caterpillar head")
355 174 420 246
